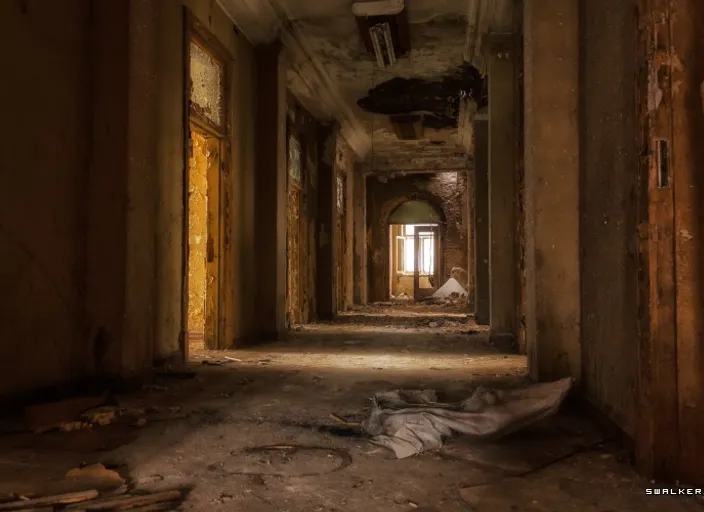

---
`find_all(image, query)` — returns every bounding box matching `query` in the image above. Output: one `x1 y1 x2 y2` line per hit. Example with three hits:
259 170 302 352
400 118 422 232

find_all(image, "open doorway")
183 30 228 358
186 127 220 352
389 223 440 300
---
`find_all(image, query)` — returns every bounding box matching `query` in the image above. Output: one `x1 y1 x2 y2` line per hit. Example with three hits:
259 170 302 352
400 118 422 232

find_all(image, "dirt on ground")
0 306 701 511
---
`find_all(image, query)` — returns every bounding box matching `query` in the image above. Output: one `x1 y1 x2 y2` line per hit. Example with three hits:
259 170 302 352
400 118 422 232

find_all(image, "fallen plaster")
431 277 468 299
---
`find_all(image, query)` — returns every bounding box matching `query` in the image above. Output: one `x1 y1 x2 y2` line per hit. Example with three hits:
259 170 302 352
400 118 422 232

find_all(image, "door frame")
181 9 231 361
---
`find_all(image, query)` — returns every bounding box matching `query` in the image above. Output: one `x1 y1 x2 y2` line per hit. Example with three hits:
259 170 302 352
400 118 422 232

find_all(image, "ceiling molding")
280 21 372 160
218 0 371 160
216 0 281 44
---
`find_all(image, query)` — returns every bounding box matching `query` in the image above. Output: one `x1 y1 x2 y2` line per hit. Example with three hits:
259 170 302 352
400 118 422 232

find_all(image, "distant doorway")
389 223 441 300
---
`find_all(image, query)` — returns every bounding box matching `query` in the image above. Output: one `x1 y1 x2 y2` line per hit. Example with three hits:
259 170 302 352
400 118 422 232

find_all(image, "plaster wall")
0 0 260 403
0 0 92 401
579 0 639 435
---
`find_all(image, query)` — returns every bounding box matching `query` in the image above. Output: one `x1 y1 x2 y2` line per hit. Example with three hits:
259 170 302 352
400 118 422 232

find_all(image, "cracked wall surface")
366 172 469 302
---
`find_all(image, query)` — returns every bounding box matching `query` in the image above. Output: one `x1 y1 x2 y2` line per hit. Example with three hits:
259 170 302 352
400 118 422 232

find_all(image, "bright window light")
395 224 436 276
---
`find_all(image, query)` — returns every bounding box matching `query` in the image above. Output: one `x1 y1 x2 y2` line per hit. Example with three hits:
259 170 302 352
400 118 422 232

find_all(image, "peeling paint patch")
679 229 694 242
648 67 663 112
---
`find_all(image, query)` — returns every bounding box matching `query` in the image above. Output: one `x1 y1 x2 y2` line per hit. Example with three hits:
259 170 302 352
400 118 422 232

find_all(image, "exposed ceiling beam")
367 167 471 176
216 0 280 44
364 154 472 173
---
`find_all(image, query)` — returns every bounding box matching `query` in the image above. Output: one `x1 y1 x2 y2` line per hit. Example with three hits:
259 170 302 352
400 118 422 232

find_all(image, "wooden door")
413 225 439 299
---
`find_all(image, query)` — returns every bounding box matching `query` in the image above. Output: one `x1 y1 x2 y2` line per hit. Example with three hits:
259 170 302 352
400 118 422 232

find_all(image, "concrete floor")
0 305 702 511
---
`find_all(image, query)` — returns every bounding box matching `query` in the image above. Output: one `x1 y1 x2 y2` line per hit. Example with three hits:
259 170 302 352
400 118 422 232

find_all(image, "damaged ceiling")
217 0 515 167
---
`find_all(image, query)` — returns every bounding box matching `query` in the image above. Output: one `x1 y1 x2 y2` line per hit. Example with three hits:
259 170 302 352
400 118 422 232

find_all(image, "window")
395 224 436 275
189 40 224 129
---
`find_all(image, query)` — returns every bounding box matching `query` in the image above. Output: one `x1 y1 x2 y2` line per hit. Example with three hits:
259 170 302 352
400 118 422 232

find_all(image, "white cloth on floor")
360 378 573 459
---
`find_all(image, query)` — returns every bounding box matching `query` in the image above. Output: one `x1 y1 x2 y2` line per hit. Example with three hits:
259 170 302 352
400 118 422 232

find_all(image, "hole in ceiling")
357 63 487 130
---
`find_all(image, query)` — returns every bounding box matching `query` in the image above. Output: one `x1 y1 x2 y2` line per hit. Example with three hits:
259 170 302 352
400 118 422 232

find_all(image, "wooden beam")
670 0 704 486
634 0 680 482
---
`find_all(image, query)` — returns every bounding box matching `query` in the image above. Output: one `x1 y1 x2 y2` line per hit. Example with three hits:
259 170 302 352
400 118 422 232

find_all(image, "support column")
344 164 355 309
523 0 581 381
316 125 336 320
254 42 287 339
353 168 368 305
484 34 519 340
472 120 490 325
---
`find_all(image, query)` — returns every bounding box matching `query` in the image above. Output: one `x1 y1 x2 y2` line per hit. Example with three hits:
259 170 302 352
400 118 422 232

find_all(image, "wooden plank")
634 0 680 481
0 491 99 510
670 0 704 486
66 490 181 511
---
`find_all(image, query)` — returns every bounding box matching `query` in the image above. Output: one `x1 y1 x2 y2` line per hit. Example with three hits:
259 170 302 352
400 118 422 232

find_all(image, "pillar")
316 125 336 320
523 0 580 381
353 168 368 304
344 164 355 309
472 120 490 325
254 42 287 339
484 34 519 340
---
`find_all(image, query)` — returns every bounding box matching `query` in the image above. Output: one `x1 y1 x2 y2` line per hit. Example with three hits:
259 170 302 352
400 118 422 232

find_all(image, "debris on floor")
24 395 110 434
0 470 184 511
360 378 573 458
430 278 467 300
14 395 189 436
65 463 125 490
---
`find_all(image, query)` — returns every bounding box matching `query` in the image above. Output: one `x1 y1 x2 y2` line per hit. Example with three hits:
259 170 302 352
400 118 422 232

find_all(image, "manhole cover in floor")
222 445 352 477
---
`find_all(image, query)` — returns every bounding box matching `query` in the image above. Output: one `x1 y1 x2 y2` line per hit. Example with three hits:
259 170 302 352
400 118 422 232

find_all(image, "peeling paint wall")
367 172 469 302
334 141 356 312
286 100 320 325
186 131 212 348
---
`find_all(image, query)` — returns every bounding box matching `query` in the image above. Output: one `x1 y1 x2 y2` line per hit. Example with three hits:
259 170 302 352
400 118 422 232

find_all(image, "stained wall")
579 0 639 435
0 0 92 401
286 100 320 325
0 0 260 403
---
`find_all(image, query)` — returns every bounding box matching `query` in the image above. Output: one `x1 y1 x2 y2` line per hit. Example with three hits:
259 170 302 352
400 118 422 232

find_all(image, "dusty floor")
0 306 702 511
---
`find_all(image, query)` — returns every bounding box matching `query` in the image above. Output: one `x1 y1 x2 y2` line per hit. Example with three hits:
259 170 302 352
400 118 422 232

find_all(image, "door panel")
413 225 439 299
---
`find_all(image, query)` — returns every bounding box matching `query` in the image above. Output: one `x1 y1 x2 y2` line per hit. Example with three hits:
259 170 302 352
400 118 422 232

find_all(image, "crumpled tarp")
360 378 573 458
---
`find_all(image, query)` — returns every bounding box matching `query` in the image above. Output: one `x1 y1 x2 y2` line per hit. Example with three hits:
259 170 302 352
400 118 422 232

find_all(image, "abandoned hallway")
2 0 704 509
0 308 701 511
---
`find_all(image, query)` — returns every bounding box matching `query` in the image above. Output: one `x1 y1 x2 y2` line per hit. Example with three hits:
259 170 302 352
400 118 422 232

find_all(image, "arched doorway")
388 200 443 300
